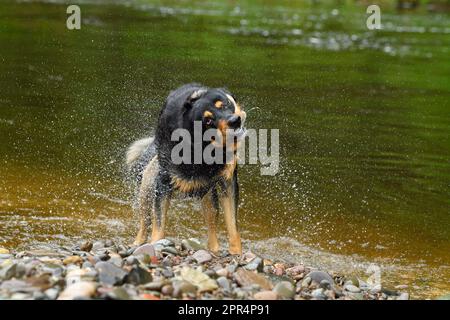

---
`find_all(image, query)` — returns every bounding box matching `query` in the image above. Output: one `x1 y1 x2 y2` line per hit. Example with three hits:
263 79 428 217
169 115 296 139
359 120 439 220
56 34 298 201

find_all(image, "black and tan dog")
126 83 246 255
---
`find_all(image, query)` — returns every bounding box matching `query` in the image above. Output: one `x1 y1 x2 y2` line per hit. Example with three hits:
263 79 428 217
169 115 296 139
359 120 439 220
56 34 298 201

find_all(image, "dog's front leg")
219 173 242 255
150 172 172 243
202 187 220 253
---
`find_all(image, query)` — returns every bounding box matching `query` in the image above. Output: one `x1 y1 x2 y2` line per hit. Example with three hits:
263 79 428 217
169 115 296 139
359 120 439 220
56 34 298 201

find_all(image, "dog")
126 83 247 255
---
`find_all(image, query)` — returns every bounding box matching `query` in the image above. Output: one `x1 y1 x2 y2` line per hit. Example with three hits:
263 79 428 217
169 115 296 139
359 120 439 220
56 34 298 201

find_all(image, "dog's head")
184 87 247 147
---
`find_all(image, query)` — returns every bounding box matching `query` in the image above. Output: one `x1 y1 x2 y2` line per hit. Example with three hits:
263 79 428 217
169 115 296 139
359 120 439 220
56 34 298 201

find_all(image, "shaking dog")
126 83 246 254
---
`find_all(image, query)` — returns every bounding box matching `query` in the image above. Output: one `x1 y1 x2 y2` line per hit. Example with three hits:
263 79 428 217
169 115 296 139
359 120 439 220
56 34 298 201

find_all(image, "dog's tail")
126 137 154 169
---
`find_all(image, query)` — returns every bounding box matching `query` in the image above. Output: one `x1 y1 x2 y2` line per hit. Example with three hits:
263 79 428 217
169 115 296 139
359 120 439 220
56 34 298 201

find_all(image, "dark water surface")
0 0 449 297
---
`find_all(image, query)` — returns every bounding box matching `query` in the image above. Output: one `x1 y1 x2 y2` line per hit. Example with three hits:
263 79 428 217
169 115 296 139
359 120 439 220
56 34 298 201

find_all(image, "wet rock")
92 241 105 251
108 253 123 267
311 288 327 300
0 263 19 280
142 281 165 291
95 262 127 285
181 238 204 251
80 241 93 252
107 287 130 300
397 292 409 300
244 257 263 272
273 281 295 299
215 268 228 278
286 265 305 276
345 284 361 293
192 250 213 264
63 256 83 265
172 280 197 298
161 247 178 256
179 267 218 292
126 266 152 285
58 281 97 300
66 268 97 285
216 276 231 291
132 244 156 257
234 268 272 290
254 290 278 300
301 276 312 288
161 284 174 296
125 256 139 266
44 288 59 300
306 271 334 287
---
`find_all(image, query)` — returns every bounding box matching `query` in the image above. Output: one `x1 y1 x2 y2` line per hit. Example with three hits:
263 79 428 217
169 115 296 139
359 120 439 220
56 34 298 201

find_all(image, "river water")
0 0 449 298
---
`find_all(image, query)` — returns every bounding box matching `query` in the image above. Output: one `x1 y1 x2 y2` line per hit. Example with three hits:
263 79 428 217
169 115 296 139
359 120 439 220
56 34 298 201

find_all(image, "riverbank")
0 238 417 300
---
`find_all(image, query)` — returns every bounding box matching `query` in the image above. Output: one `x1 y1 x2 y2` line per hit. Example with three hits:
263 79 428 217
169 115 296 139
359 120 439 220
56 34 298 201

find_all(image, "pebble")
63 256 83 265
80 241 93 252
234 268 273 290
95 262 127 285
181 238 204 251
180 267 218 292
126 266 152 285
273 281 295 299
311 288 327 300
345 284 361 293
107 287 131 300
216 276 231 291
306 271 334 286
172 280 197 298
132 244 156 257
244 257 263 272
0 248 10 255
397 292 409 300
92 241 105 251
58 281 97 300
161 284 174 296
254 290 278 300
192 250 213 264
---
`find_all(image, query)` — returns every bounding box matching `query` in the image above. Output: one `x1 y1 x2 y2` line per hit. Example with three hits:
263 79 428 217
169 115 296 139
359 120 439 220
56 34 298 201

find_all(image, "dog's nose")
227 115 241 129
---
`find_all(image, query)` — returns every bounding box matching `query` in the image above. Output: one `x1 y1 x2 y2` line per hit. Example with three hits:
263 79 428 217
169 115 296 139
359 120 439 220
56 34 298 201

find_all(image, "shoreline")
0 238 419 300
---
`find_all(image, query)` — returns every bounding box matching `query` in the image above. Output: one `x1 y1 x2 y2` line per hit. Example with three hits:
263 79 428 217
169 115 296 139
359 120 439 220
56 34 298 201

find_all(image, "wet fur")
126 83 244 254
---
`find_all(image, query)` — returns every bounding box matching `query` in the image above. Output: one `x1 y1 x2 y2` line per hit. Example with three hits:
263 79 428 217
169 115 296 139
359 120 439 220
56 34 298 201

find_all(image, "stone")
172 280 197 298
241 251 257 263
286 265 305 276
397 292 409 300
216 268 228 278
66 268 97 285
0 248 10 254
142 281 165 291
0 263 18 280
179 267 218 292
192 250 213 264
107 287 130 300
125 256 139 266
95 261 127 285
234 268 273 290
154 239 175 249
273 281 295 299
92 241 105 251
58 281 97 300
80 241 93 252
63 256 83 265
306 271 334 286
320 280 332 290
345 284 361 293
161 284 174 296
254 290 278 300
216 276 231 291
244 257 263 272
311 288 327 300
181 238 204 251
132 244 156 257
108 253 123 267
369 284 382 294
301 276 312 288
161 247 178 256
44 288 59 300
126 266 152 285
395 284 408 290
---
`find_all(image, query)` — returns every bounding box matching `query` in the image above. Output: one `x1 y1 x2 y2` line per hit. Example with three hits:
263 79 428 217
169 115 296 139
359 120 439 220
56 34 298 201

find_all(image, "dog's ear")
184 89 207 109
